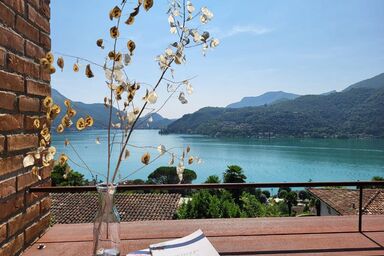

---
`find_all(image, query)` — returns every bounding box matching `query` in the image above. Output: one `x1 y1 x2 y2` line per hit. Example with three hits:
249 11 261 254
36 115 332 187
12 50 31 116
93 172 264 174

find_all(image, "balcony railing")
29 180 384 232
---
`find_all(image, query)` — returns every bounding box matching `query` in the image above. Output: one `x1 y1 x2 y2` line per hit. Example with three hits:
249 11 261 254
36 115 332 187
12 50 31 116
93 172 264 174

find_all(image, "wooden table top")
24 215 384 255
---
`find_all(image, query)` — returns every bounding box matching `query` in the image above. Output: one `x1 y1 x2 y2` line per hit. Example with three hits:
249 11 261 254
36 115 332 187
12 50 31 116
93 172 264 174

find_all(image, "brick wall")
0 0 51 255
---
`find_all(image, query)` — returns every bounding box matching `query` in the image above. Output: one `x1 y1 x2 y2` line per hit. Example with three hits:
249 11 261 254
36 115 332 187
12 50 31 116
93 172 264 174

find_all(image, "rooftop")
308 188 384 215
24 215 384 255
50 193 181 224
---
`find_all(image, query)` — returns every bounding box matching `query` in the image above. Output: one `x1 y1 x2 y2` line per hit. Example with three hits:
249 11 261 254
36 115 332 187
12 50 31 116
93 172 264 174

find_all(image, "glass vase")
93 183 121 256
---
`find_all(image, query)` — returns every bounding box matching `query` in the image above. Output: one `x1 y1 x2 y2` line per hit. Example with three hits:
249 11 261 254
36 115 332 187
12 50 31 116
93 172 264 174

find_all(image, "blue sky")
51 0 384 118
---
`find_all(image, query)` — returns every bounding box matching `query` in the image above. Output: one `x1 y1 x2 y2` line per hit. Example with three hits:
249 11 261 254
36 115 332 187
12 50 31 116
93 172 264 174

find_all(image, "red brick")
2 0 25 14
7 213 22 237
17 170 40 191
28 0 40 9
40 66 51 82
40 32 51 50
0 70 24 92
19 95 40 112
0 193 24 220
26 179 50 206
40 196 51 213
25 213 50 243
0 177 16 199
0 155 23 176
0 48 5 67
25 202 40 223
0 114 23 132
41 1 50 19
26 79 50 96
0 223 6 244
0 91 16 111
25 40 45 60
0 26 24 54
0 135 4 153
40 166 51 180
7 53 40 79
8 203 40 236
7 134 38 152
0 233 23 256
28 4 50 33
24 115 46 131
0 2 15 28
16 15 39 43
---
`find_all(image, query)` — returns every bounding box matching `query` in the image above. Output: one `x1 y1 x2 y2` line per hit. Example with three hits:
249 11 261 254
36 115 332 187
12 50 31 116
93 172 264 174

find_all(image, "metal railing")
29 180 384 232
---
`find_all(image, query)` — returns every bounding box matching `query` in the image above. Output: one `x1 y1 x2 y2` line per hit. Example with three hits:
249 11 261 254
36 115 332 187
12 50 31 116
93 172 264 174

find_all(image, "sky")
51 0 384 118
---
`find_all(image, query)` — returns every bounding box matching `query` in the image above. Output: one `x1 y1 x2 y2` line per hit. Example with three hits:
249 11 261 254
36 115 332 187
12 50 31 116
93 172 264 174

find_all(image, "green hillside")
163 74 384 138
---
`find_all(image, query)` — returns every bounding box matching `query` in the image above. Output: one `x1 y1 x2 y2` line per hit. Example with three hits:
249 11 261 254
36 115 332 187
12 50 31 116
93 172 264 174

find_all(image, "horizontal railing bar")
28 181 384 193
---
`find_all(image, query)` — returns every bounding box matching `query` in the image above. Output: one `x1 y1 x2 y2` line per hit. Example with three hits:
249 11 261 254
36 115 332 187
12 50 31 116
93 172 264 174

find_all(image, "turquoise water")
52 130 384 184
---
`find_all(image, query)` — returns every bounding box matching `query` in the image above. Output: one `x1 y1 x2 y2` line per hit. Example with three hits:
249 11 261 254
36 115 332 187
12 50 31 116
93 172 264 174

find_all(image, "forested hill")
163 74 384 138
52 89 173 130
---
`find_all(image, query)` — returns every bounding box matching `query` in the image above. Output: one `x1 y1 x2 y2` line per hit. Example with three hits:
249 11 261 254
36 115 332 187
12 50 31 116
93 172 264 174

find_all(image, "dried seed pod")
85 64 94 78
46 52 54 64
96 39 104 49
58 153 68 166
76 117 86 130
56 124 64 133
110 26 120 39
143 0 153 11
85 115 94 127
33 119 40 129
110 6 122 20
43 96 53 108
127 40 136 55
57 57 64 71
141 152 151 165
125 15 135 25
49 65 56 74
40 58 50 70
73 63 79 72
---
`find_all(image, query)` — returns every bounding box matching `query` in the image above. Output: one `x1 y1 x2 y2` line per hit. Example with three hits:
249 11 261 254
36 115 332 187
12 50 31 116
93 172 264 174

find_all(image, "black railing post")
358 185 363 232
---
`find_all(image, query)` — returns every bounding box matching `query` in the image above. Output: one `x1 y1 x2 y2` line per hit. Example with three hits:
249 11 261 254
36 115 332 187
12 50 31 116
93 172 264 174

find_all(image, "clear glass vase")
93 183 121 256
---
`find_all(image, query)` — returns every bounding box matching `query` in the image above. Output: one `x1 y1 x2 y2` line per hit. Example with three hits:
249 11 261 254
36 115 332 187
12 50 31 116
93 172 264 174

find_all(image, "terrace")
23 181 384 255
1 1 383 256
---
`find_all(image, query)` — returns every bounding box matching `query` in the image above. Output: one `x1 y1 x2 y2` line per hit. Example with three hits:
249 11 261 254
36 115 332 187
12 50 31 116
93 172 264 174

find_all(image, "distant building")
51 193 181 224
308 188 384 216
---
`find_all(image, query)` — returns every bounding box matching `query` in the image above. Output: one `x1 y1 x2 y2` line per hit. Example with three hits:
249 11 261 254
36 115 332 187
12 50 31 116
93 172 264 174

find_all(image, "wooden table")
24 215 384 255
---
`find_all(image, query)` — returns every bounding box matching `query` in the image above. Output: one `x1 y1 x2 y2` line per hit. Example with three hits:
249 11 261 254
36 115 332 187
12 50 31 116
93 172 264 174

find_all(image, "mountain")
226 91 300 108
163 74 384 138
343 73 384 91
51 88 173 130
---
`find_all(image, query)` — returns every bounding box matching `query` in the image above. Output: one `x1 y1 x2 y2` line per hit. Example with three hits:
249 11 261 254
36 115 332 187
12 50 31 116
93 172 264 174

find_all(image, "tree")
205 175 221 183
261 190 271 199
223 165 246 183
223 165 247 202
298 190 310 200
147 166 197 184
370 176 384 188
52 164 88 186
240 192 266 217
281 191 298 216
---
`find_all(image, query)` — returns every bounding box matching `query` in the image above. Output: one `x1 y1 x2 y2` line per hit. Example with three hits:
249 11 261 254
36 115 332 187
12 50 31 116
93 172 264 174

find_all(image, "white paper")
150 229 220 256
126 248 151 256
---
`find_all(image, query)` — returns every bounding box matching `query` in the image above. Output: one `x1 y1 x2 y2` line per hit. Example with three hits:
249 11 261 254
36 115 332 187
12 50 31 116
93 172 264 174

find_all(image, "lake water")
52 130 384 185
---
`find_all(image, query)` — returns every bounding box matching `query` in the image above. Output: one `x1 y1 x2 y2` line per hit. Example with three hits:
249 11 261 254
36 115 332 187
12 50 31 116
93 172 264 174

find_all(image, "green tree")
223 165 246 183
240 192 266 217
52 164 87 186
370 176 384 188
147 166 197 184
223 165 247 202
205 175 221 183
281 191 298 216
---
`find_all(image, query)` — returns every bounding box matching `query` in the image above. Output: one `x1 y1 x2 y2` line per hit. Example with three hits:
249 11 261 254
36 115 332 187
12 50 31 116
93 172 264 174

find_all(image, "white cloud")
220 25 273 39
